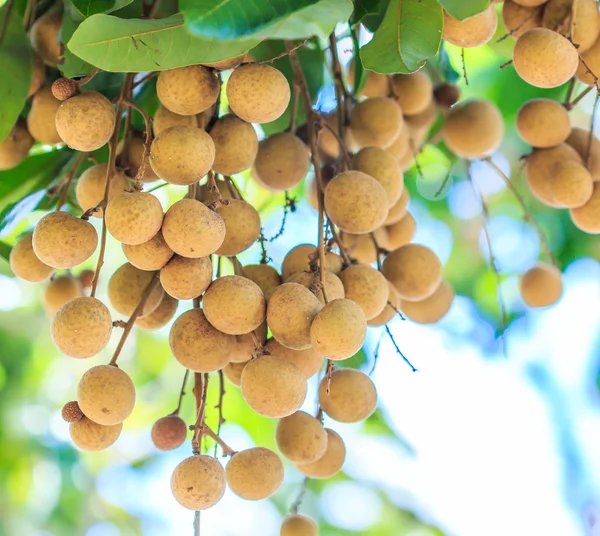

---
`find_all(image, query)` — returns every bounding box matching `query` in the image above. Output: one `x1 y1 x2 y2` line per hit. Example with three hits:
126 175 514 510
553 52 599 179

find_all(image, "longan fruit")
33 211 98 269
227 63 291 124
123 231 174 271
151 415 187 451
226 447 284 500
52 78 78 101
240 355 307 418
9 233 53 282
229 323 267 363
287 271 345 304
153 105 203 136
160 256 212 300
43 275 83 316
516 98 571 148
513 28 578 88
55 91 116 151
433 83 460 109
210 114 258 175
77 364 135 425
0 121 33 170
324 170 389 234
368 280 400 327
70 417 122 452
385 188 410 225
442 99 504 159
161 198 226 258
541 0 571 30
382 244 442 301
519 263 563 307
169 308 235 372
105 192 163 245
550 161 594 208
107 263 164 317
198 177 234 203
276 410 328 464
376 211 416 251
136 294 178 331
340 232 377 264
566 127 600 181
150 126 215 185
338 264 389 320
385 126 410 163
30 11 61 66
350 97 403 149
577 33 600 85
318 368 377 423
157 65 219 115
243 264 281 300
347 61 389 98
265 339 323 378
28 54 45 98
76 164 130 218
281 245 343 280
502 0 542 39
118 133 157 183
391 71 433 116
318 113 355 158
78 269 95 289
215 199 261 256
443 5 498 48
513 0 548 6
351 147 404 205
203 53 246 70
62 401 84 422
400 281 454 324
570 183 600 233
549 0 600 53
171 455 226 511
203 276 265 335
223 361 247 386
267 283 323 350
27 86 62 145
281 514 319 536
253 133 310 191
296 428 345 479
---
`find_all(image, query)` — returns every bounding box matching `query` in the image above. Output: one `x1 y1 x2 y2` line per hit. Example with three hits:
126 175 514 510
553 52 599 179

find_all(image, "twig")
54 152 87 209
370 233 383 271
565 86 594 110
328 222 352 267
290 477 310 514
173 370 190 415
215 370 226 447
563 77 576 107
76 67 99 88
132 72 158 89
200 422 236 456
499 59 513 70
461 48 469 85
586 92 599 169
320 119 351 169
289 83 300 133
147 0 162 18
267 192 296 242
385 325 417 372
123 99 153 189
257 39 308 64
496 11 537 43
577 53 600 93
191 373 209 455
369 330 386 375
329 33 348 148
325 359 334 394
22 0 36 31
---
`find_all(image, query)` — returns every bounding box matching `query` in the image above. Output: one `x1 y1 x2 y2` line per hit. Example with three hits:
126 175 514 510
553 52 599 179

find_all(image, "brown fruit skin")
61 401 84 423
70 417 122 452
281 244 343 280
78 269 95 288
153 105 202 136
545 0 600 53
105 192 163 245
296 428 345 479
227 64 291 124
162 198 226 258
77 365 136 426
516 98 571 148
55 91 116 151
253 133 310 191
203 53 246 70
9 233 53 282
172 455 226 511
265 339 323 378
43 275 83 316
400 281 454 324
0 121 33 170
513 28 578 88
377 211 416 252
577 33 600 86
28 54 45 98
391 71 433 116
215 199 261 256
135 294 178 331
226 447 284 500
276 411 328 464
385 188 410 225
443 5 498 48
240 355 307 418
570 182 600 233
339 264 389 320
151 415 188 451
385 126 410 163
169 309 234 372
351 147 404 205
33 211 98 269
160 256 212 300
27 86 62 145
318 368 377 423
566 127 600 181
30 11 62 66
280 514 319 536
243 264 281 300
502 1 542 39
350 97 403 149
433 83 460 109
223 361 247 386
368 280 400 327
340 232 377 264
348 60 389 98
76 164 131 218
51 78 78 101
107 263 164 318
443 99 504 159
267 283 323 350
123 231 174 271
157 65 219 116
519 263 563 307
203 275 266 335
229 323 267 363
550 161 594 208
287 271 345 304
210 114 258 175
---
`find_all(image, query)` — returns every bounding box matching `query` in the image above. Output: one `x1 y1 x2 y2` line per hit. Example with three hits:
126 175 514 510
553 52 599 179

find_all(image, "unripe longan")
227 64 291 124
107 263 163 317
368 280 400 327
318 368 377 423
123 231 174 271
240 355 307 418
55 91 116 151
0 121 33 170
566 127 600 181
160 256 212 300
516 98 571 148
276 410 328 464
502 1 542 39
33 211 98 269
519 263 563 307
105 192 163 245
157 65 219 116
77 365 135 425
282 245 343 280
391 71 433 115
215 199 261 256
550 161 594 208
43 275 83 316
151 415 187 451
171 455 226 510
210 114 258 175
27 86 62 145
281 514 319 536
400 281 454 324
253 133 310 191
169 309 234 372
9 233 53 282
351 147 404 205
153 105 203 136
339 264 389 320
296 429 345 479
570 183 600 233
265 339 323 378
287 271 345 304
443 5 498 48
70 417 122 451
385 188 409 225
243 264 281 300
136 294 178 331
350 97 403 148
226 447 284 500
30 11 62 66
224 361 247 386
76 164 130 218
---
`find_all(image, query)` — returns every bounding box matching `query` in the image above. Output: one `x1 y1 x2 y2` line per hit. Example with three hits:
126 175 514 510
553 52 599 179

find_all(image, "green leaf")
351 28 368 96
360 0 389 32
0 241 11 262
59 14 94 78
71 0 133 18
0 3 32 142
360 0 443 74
350 0 382 26
67 14 259 72
437 0 491 21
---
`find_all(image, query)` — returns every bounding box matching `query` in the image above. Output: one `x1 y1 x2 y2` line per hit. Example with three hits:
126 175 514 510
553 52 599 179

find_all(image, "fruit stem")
289 477 310 514
123 99 153 189
385 325 417 372
288 82 300 133
76 67 99 88
191 372 209 454
327 222 352 267
173 369 190 416
131 72 157 89
320 119 351 169
369 233 383 271
201 422 236 457
329 33 349 148
565 86 593 110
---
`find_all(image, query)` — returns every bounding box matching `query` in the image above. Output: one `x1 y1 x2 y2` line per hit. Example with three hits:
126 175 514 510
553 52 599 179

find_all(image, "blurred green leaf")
59 13 95 78
359 0 390 32
72 0 133 17
351 0 382 26
437 0 491 21
0 241 11 261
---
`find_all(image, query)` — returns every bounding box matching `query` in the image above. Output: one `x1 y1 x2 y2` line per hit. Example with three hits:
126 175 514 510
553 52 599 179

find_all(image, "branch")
54 152 87 209
191 372 209 455
385 325 417 372
123 99 153 189
173 369 190 415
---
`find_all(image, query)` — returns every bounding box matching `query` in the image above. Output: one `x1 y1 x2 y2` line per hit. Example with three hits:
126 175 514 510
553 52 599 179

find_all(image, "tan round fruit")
318 113 356 158
338 264 389 320
229 324 267 363
215 199 261 256
55 91 116 151
119 134 157 183
151 415 188 451
513 0 548 6
386 126 410 162
385 188 410 225
513 28 578 88
318 368 377 423
368 280 400 327
157 65 219 115
0 121 33 170
404 102 437 136
443 5 498 48
566 127 600 181
350 97 403 148
519 263 563 307
203 53 246 70
107 263 163 317
296 429 345 479
443 99 504 159
400 281 454 324
135 294 178 331
70 417 122 451
28 54 45 98
43 275 83 316
267 283 323 350
30 11 62 66
577 33 600 85
169 308 234 372
280 514 319 536
253 133 310 191
77 365 135 425
287 271 345 304
281 245 344 280
570 182 600 233
105 192 163 245
171 455 226 510
160 256 212 300
76 164 130 217
240 355 307 418
549 0 600 53
210 114 258 175
348 61 389 98
502 0 542 39
162 198 226 258
325 170 389 234
243 264 281 300
27 86 62 144
265 339 323 378
276 411 328 464
226 447 283 500
351 147 404 205
516 98 570 148
391 71 433 115
33 211 98 269
51 78 78 101
340 232 378 264
223 361 247 386
153 105 200 136
227 64 290 124
123 231 174 271
9 233 53 282
550 161 594 208
377 211 416 251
